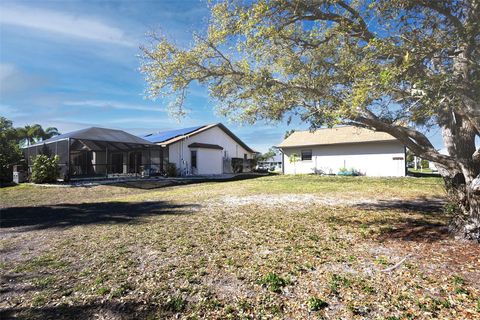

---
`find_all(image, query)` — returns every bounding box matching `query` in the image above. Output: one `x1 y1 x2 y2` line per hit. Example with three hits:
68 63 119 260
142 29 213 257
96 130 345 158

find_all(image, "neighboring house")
142 123 256 175
257 152 283 171
278 126 406 177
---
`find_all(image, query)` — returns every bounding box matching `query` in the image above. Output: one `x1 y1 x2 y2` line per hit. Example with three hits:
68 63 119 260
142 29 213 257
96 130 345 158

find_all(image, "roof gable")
143 123 255 153
278 126 399 148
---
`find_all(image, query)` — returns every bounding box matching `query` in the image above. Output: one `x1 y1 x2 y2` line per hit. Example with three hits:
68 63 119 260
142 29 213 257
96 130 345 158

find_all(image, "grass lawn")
408 168 435 173
1 175 479 319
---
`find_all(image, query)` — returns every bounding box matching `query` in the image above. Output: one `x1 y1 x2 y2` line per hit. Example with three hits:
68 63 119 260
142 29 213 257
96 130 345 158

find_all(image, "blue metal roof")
142 125 206 143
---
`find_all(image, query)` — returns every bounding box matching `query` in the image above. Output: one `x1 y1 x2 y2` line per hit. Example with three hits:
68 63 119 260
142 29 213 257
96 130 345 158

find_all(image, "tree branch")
352 110 458 169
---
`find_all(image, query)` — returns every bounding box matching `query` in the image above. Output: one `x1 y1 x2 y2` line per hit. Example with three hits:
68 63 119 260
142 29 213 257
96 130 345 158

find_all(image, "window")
244 153 248 160
191 150 197 168
301 150 312 161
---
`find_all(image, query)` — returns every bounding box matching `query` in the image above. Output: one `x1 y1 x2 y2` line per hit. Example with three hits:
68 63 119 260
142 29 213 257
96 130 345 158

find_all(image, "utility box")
13 165 27 183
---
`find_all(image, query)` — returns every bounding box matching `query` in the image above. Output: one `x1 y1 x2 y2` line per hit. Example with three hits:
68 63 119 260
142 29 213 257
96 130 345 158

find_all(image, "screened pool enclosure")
22 127 166 179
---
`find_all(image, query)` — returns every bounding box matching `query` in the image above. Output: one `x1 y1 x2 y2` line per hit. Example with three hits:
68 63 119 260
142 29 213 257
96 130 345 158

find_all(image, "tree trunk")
438 108 480 242
441 170 480 242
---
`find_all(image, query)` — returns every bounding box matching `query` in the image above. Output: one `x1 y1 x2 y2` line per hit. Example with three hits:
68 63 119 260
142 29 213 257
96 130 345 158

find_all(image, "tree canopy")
257 147 277 161
16 124 60 147
142 0 480 240
0 117 22 183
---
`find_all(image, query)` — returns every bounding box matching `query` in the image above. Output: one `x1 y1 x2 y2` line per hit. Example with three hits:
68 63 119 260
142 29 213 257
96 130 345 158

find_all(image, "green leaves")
0 117 22 183
30 154 60 184
141 0 479 137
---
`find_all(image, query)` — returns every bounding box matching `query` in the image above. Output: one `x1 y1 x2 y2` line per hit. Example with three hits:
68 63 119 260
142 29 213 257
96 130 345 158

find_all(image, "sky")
0 0 444 153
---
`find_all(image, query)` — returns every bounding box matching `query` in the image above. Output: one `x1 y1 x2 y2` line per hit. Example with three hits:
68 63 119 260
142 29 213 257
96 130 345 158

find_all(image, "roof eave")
278 139 400 148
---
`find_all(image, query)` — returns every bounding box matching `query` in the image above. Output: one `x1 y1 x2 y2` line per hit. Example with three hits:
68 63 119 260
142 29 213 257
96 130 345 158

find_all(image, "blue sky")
0 0 444 152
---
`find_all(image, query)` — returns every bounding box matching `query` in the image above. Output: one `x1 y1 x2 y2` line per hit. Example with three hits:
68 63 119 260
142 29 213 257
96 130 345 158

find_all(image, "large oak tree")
141 0 480 241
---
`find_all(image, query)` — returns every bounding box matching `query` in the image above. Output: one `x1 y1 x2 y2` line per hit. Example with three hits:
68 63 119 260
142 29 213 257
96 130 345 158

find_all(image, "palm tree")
16 124 45 147
44 127 60 139
16 125 61 147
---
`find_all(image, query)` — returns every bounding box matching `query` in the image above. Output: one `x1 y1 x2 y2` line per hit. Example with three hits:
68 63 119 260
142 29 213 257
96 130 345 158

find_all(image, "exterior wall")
192 148 223 175
167 126 254 175
282 141 405 177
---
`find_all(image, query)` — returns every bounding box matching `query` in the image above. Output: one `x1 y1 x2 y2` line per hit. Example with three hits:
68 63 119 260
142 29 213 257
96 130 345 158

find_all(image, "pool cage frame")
23 137 166 180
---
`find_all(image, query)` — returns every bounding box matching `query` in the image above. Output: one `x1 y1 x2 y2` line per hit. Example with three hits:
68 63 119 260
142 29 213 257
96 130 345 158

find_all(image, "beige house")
278 126 406 176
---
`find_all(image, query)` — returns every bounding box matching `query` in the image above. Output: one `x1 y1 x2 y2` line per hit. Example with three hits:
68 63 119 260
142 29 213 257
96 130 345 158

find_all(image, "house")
278 126 406 177
257 152 283 172
21 123 256 179
142 123 256 175
22 127 159 179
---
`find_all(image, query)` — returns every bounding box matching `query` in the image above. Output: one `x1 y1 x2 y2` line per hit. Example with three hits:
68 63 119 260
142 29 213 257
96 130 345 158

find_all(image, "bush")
31 155 60 183
166 162 177 177
420 159 429 169
231 158 244 173
338 167 361 176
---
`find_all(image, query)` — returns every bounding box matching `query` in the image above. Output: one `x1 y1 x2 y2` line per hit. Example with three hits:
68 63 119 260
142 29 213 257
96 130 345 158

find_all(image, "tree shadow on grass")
1 300 175 320
107 173 267 190
355 197 446 215
327 198 450 242
358 198 450 242
0 200 196 232
376 219 449 242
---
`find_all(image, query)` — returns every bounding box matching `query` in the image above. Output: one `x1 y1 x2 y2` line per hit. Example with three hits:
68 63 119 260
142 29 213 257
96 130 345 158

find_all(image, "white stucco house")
278 126 406 177
143 123 256 176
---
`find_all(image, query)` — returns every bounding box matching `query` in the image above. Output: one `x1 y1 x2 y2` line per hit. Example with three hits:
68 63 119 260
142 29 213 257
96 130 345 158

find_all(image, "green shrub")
30 155 60 183
420 159 429 169
231 158 244 173
307 297 328 311
166 162 177 177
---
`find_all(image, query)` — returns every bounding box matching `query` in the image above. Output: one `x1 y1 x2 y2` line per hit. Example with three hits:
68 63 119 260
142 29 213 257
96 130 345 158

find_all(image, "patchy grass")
258 273 289 293
1 175 478 319
307 296 328 311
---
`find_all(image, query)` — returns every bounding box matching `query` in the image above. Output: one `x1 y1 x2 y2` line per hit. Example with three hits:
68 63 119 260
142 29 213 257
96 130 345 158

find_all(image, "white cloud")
64 100 166 112
0 63 46 97
0 4 134 47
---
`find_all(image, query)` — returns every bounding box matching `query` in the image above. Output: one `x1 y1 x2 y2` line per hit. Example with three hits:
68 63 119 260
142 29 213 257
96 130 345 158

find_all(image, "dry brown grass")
1 175 478 319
